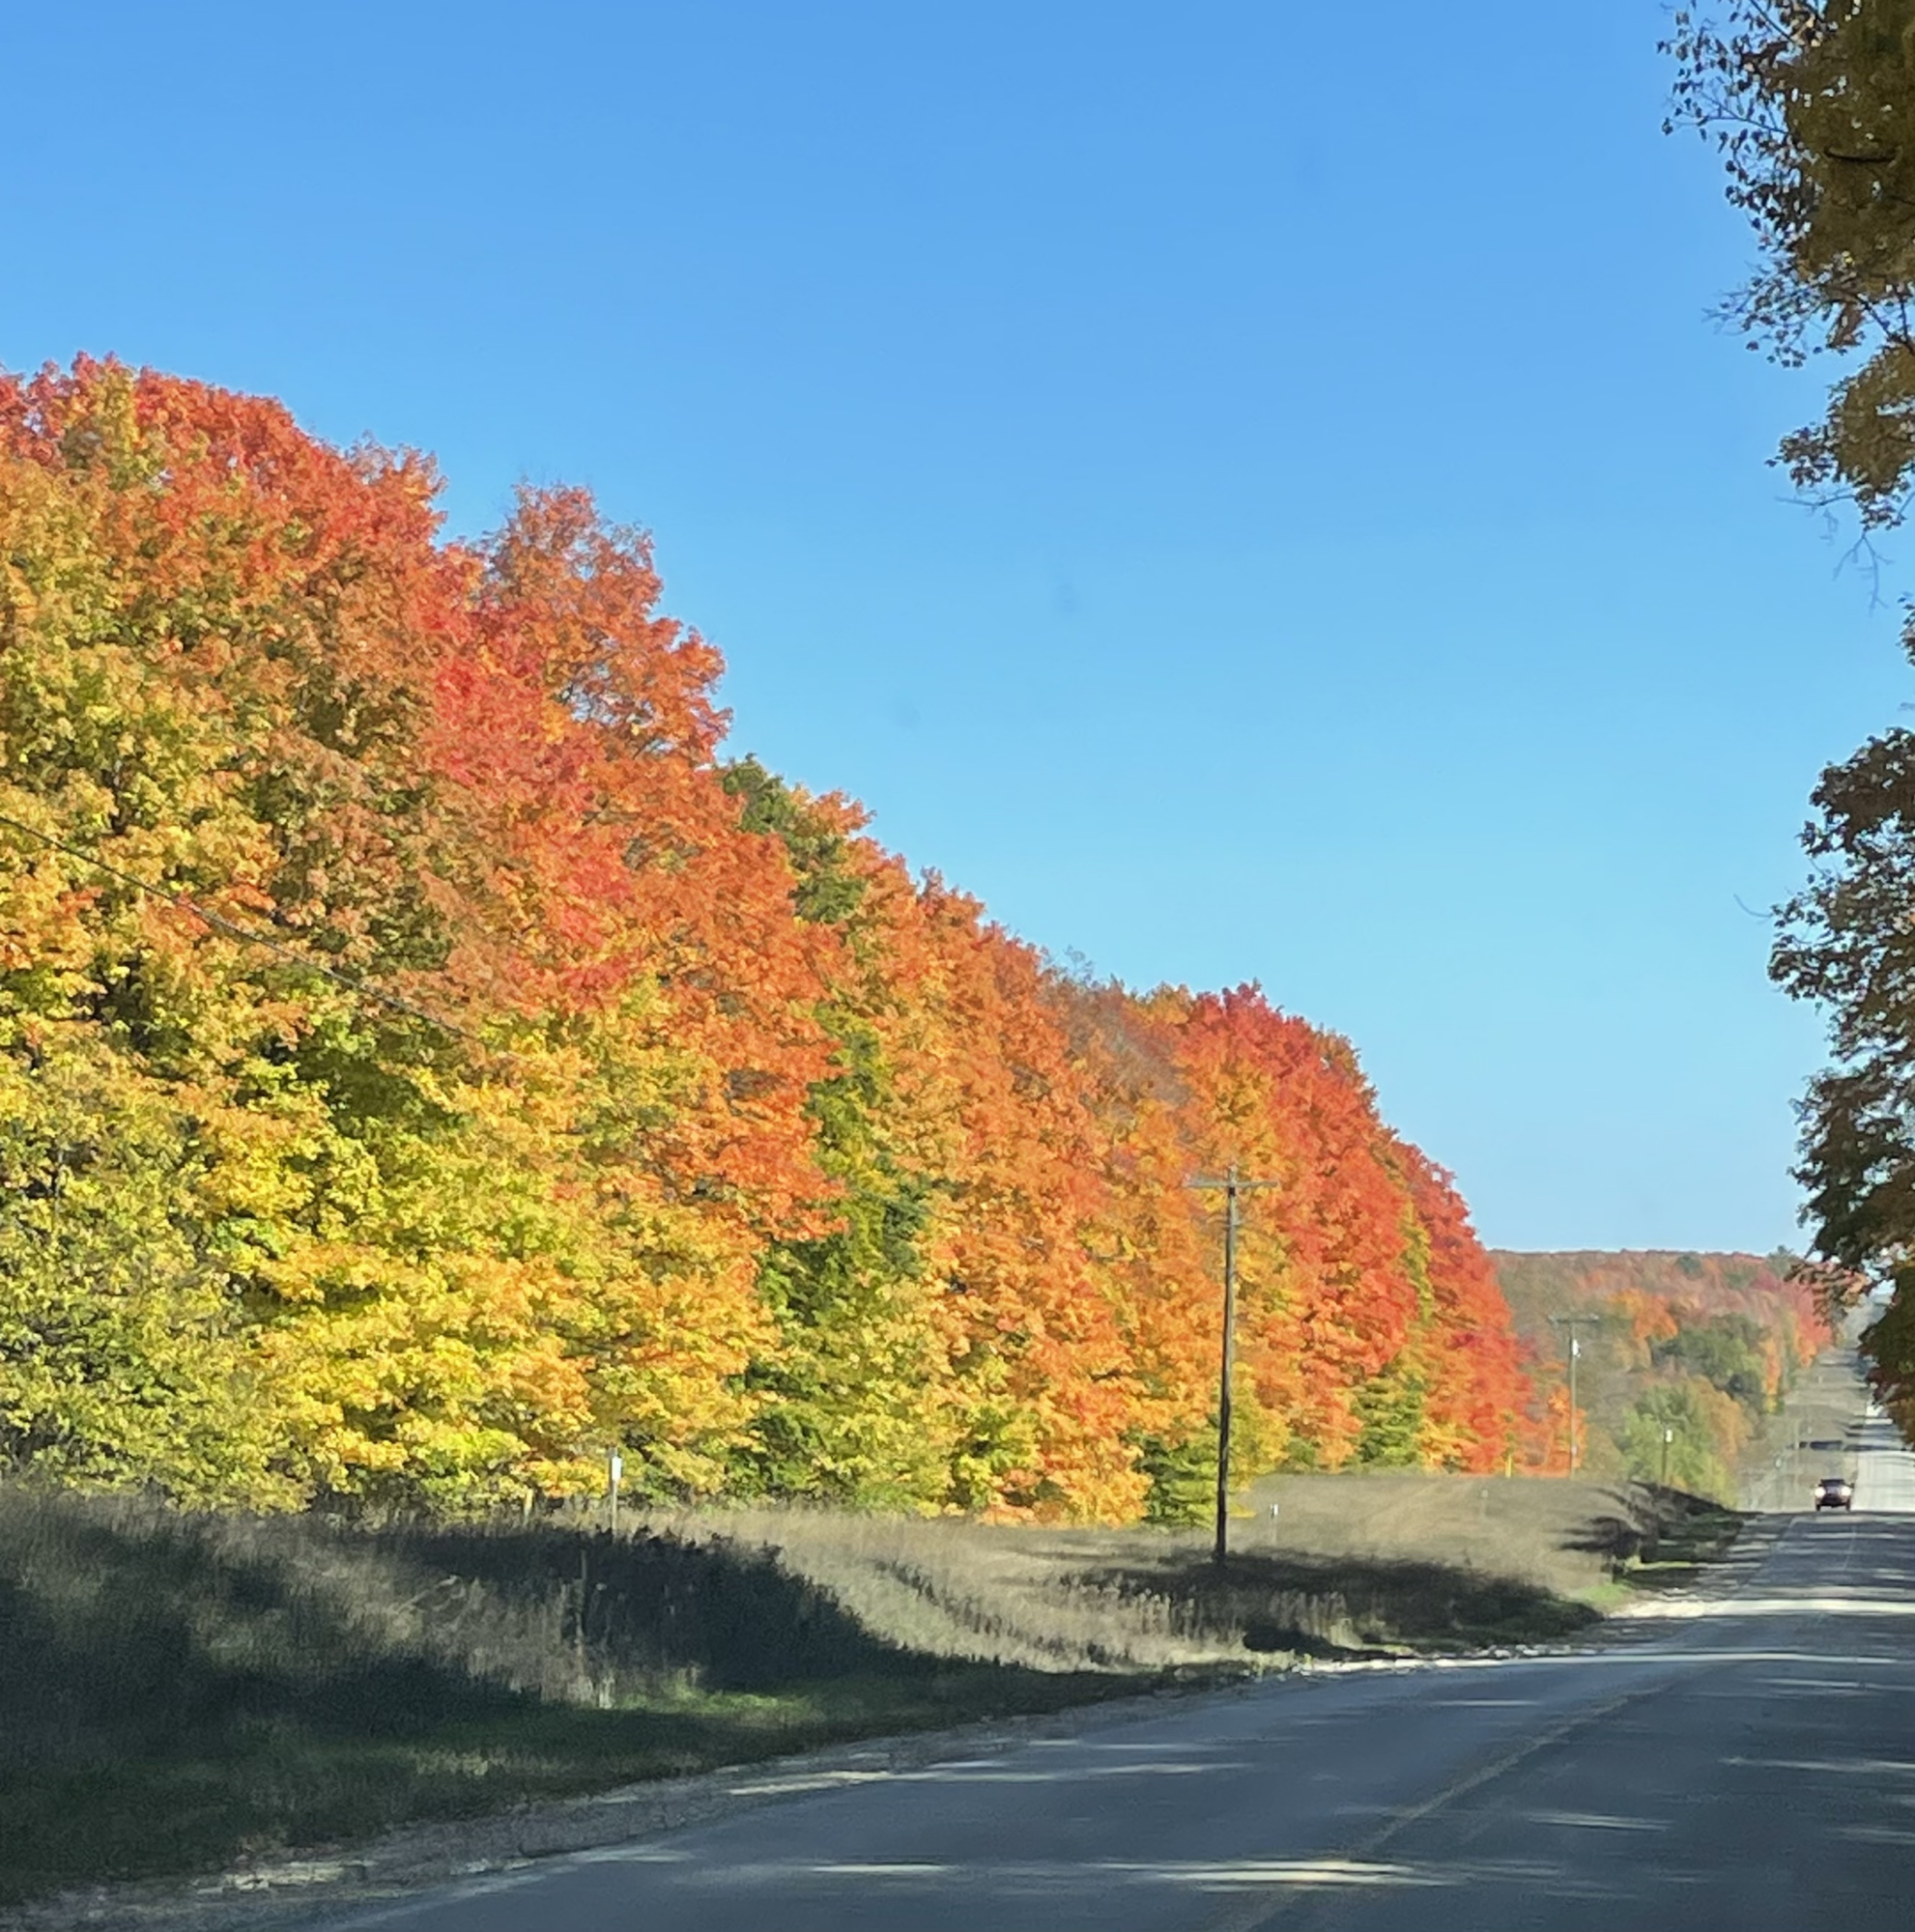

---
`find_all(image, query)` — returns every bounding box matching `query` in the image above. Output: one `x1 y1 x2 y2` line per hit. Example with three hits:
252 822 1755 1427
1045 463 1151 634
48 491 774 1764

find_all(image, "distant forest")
1494 1251 1824 1500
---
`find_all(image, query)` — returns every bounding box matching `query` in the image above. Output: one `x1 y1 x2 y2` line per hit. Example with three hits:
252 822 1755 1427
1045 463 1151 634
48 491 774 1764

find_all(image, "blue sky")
4 2 1904 1251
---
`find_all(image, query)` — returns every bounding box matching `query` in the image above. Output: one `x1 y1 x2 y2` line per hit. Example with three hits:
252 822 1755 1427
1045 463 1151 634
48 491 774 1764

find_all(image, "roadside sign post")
608 1449 623 1536
1661 1426 1673 1488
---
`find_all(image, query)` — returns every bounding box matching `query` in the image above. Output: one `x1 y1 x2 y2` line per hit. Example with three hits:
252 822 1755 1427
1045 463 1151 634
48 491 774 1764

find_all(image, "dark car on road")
1815 1475 1855 1511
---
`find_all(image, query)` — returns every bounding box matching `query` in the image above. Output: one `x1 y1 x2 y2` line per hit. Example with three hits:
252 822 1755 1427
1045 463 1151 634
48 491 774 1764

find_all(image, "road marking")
1195 1673 1683 1932
1519 1809 1670 1832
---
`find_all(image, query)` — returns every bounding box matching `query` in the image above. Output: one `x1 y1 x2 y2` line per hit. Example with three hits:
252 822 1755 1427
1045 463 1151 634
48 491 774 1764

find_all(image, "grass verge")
0 1664 1141 1908
0 1476 1736 1906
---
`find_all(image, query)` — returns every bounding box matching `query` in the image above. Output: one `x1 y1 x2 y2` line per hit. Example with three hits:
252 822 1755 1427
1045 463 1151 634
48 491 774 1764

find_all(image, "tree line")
0 359 1528 1517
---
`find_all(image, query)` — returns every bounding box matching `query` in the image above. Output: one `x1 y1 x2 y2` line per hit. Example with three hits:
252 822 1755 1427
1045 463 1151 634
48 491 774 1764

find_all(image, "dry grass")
0 1474 1733 1907
656 1472 1715 1670
1240 1470 1700 1598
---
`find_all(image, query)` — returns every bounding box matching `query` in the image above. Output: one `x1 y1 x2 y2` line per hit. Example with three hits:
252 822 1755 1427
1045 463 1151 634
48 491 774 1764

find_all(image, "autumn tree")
720 761 958 1511
1398 1148 1529 1471
1668 2 1915 529
1671 6 1915 1423
0 359 838 1507
1772 742 1915 1421
1065 982 1525 1509
1493 1251 1825 1491
0 356 1529 1519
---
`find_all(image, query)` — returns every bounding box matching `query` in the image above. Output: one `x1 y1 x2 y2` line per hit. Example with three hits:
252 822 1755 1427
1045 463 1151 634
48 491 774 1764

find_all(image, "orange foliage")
0 357 1530 1517
1400 1149 1527 1472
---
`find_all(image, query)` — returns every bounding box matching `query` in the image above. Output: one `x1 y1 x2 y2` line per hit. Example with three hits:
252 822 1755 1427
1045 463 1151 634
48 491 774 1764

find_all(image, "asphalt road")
1745 1342 1907 1513
313 1429 1915 1930
1852 1399 1915 1514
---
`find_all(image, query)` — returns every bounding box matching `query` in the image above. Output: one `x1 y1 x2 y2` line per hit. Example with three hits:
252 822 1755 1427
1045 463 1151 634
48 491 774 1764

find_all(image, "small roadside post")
608 1449 623 1536
1661 1427 1673 1488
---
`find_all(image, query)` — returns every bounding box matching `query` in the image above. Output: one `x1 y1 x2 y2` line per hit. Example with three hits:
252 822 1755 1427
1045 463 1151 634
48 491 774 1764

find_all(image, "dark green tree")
1351 1356 1429 1467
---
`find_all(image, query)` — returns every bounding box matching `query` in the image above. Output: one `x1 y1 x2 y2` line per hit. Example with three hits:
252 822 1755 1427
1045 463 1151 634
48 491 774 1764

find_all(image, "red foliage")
0 356 1531 1516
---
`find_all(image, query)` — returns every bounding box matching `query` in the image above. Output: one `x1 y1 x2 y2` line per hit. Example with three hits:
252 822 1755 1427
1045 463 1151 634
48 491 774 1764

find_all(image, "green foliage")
725 765 953 1508
723 757 868 927
0 1037 288 1502
741 1037 950 1509
1771 724 1915 1420
1136 1427 1216 1524
1353 1356 1429 1467
1651 1314 1771 1413
1619 1380 1738 1501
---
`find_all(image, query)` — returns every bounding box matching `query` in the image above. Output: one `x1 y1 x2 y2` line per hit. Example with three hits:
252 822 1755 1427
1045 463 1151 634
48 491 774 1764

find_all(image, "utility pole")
1549 1315 1602 1475
1188 1166 1280 1566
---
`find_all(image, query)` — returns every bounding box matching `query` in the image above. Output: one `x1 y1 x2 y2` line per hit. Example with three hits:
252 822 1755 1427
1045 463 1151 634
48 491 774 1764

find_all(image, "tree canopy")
0 358 1529 1516
1669 2 1915 527
1671 4 1915 1425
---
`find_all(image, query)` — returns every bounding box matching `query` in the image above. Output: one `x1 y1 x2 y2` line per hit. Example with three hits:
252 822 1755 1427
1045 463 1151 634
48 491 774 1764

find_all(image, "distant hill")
1491 1251 1826 1500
